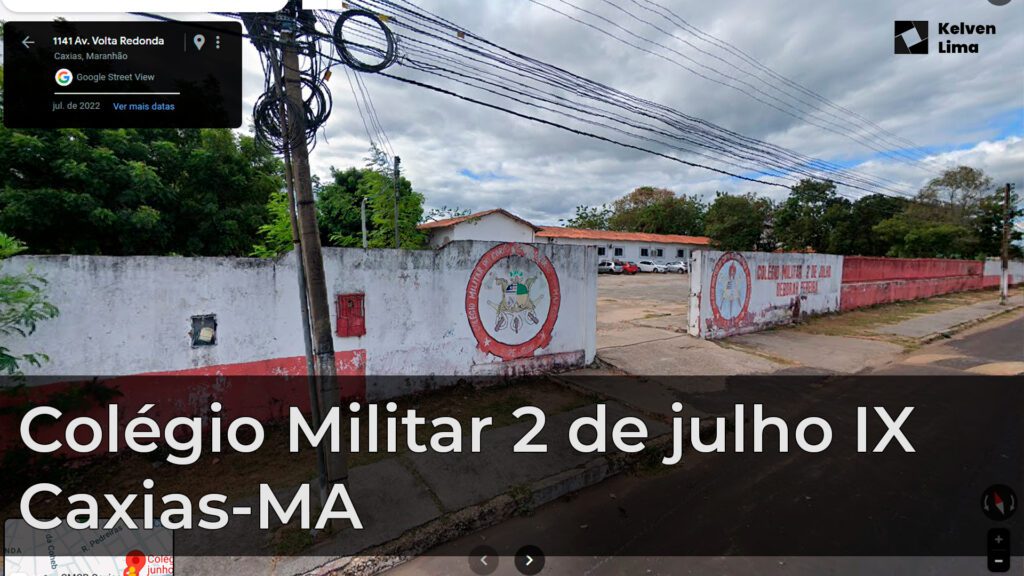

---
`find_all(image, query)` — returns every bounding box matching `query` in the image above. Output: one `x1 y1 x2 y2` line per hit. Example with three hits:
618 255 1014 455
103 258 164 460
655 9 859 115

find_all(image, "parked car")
637 260 666 273
664 260 689 274
619 260 640 275
598 259 623 274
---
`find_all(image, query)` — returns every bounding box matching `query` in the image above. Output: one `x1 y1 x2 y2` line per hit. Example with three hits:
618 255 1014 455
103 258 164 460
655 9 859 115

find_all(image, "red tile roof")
417 208 542 231
536 226 712 245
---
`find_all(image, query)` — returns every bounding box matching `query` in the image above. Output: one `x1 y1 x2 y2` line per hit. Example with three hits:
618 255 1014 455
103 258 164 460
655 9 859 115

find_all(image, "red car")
617 260 639 275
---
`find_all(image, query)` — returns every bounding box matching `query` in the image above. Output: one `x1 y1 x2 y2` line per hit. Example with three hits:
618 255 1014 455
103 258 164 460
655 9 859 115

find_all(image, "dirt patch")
597 274 691 349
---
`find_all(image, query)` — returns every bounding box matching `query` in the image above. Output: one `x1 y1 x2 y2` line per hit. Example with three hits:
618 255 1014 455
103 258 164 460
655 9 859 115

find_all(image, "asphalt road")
385 315 1024 576
947 315 1024 365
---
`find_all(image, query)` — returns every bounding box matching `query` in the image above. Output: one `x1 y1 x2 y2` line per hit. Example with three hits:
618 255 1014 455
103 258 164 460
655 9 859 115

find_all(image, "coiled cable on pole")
333 9 398 73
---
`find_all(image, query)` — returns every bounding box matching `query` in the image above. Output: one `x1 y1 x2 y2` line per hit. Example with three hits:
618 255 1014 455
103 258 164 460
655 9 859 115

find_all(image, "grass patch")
795 287 1021 340
272 523 316 556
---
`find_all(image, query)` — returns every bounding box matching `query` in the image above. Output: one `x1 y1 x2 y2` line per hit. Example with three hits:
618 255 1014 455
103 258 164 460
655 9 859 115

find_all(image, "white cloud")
3 0 1021 223
295 0 1022 222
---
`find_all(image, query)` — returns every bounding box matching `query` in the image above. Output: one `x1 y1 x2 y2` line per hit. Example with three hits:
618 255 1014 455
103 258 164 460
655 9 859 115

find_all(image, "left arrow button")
469 545 498 575
22 36 35 49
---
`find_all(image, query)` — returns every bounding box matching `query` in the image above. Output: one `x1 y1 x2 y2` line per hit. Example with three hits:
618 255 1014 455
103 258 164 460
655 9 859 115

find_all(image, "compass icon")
983 485 1017 521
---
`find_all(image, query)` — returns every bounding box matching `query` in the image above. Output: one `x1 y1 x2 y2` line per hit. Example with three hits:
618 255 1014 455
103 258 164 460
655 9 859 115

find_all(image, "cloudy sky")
298 0 1023 224
4 0 1022 225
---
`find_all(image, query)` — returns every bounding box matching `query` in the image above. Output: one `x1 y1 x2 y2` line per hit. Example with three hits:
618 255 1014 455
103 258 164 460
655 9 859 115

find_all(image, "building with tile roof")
418 208 712 263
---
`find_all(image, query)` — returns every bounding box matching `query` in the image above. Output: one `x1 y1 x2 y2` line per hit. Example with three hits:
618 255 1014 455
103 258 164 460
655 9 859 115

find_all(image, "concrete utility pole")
1000 182 1012 305
361 197 368 249
393 155 401 249
268 48 326 510
281 31 348 510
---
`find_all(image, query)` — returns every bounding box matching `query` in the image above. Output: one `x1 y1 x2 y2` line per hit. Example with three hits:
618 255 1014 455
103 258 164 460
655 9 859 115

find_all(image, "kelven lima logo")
895 21 929 54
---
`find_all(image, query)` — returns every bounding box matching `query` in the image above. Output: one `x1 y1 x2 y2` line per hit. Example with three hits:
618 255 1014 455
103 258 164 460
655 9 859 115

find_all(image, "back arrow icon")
22 36 35 49
480 556 488 566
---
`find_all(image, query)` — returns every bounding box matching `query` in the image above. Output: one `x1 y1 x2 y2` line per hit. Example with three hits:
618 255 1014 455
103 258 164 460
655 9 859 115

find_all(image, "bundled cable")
213 1 930 199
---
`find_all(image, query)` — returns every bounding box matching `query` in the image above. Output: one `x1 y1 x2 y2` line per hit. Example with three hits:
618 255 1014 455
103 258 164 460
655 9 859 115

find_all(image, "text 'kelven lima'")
937 22 996 54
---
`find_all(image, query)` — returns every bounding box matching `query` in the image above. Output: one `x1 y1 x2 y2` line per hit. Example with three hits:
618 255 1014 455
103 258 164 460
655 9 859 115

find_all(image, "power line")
343 65 382 152
379 23 909 194
627 0 939 165
331 0 920 199
142 5 929 202
355 72 397 159
525 0 932 173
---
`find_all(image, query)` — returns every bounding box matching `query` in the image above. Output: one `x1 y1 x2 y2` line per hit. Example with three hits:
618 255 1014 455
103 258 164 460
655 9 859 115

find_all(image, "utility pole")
1000 182 1013 305
361 197 368 249
281 29 347 515
268 47 326 512
393 156 401 249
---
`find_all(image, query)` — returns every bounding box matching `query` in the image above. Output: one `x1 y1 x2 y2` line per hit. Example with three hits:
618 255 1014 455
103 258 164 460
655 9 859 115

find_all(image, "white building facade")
420 209 539 248
419 209 711 263
535 228 709 263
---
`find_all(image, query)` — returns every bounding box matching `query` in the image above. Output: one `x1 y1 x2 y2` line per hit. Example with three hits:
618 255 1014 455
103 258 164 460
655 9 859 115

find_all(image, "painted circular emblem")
709 252 752 329
466 243 561 360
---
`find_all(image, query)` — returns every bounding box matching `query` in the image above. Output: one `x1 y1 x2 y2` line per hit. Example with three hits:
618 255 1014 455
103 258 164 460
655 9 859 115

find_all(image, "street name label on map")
4 519 173 576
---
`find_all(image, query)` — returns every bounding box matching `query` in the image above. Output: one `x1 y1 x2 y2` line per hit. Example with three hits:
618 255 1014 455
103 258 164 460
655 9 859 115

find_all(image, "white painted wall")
539 237 702 263
424 212 537 248
2 241 597 397
689 250 844 339
984 258 1024 279
0 255 287 376
426 225 456 249
453 212 536 244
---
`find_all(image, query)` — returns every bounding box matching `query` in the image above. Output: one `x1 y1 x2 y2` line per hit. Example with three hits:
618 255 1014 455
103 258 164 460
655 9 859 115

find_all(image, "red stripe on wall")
1 350 366 456
839 256 1016 311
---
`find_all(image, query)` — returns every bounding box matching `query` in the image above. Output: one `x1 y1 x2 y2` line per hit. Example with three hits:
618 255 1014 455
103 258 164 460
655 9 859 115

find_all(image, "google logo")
55 69 73 87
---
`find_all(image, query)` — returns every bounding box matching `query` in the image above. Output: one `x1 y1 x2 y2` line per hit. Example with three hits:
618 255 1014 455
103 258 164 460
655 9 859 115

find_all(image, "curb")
917 304 1022 345
309 433 677 576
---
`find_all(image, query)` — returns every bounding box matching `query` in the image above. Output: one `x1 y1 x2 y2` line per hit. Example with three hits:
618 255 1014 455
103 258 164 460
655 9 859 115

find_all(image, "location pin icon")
193 34 206 50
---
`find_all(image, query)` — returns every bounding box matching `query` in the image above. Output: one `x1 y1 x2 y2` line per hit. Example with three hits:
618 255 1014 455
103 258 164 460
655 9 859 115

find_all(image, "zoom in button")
988 528 1011 573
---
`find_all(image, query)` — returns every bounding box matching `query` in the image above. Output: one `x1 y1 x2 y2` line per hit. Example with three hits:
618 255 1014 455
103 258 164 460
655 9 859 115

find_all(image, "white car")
637 260 666 273
664 260 689 273
598 259 623 274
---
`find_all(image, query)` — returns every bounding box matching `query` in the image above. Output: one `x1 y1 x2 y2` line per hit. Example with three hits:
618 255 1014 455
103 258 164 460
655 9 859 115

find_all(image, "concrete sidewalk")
873 295 1023 339
725 294 1022 374
595 288 1021 380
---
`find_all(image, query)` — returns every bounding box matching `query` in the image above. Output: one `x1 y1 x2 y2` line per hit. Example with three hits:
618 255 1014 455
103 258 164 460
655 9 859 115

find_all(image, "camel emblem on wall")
488 270 544 333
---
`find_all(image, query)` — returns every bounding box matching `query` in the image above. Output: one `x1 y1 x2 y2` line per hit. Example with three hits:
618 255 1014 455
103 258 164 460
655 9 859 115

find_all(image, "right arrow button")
514 545 545 575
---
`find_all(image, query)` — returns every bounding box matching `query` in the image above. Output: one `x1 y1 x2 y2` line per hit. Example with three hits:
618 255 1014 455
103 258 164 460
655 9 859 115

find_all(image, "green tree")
250 191 293 257
560 204 611 230
703 192 775 251
608 186 705 235
253 146 427 255
917 165 992 227
827 194 908 256
362 170 426 249
872 166 1008 259
360 144 426 249
974 187 1022 259
873 217 974 258
0 233 59 374
0 127 284 256
317 167 371 247
773 179 846 252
